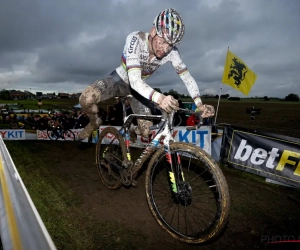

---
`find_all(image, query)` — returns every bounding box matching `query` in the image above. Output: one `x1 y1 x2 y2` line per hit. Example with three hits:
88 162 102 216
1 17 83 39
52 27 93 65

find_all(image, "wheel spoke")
146 143 230 243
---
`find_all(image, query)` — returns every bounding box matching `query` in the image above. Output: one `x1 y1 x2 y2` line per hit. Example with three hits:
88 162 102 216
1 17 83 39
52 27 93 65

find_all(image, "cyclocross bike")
96 96 230 244
47 121 75 141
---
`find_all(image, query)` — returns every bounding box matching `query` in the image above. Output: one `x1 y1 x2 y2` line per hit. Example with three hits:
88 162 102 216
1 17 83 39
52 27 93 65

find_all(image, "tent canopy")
73 103 82 109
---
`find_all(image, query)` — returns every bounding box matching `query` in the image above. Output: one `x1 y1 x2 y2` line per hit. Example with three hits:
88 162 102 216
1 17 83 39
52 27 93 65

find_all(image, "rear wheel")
47 128 58 140
145 142 230 244
96 127 126 190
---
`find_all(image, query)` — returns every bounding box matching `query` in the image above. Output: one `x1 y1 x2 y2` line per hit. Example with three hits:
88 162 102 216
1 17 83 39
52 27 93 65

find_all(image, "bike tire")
47 128 58 140
62 129 75 141
96 127 126 190
145 142 230 244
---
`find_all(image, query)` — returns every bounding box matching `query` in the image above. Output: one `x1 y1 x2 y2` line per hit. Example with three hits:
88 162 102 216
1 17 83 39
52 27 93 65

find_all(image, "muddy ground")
32 139 300 250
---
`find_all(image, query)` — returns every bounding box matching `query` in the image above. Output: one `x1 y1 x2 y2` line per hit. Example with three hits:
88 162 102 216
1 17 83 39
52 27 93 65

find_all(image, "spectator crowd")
0 98 135 130
0 98 209 130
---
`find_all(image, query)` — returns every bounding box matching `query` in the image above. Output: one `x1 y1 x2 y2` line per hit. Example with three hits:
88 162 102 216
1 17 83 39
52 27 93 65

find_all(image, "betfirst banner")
94 126 211 154
0 130 26 140
222 125 300 188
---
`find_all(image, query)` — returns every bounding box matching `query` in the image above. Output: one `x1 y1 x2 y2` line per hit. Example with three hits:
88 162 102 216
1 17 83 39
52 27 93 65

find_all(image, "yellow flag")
222 50 257 96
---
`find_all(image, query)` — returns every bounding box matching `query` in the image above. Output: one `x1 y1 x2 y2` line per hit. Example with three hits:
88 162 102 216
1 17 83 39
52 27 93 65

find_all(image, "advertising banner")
0 130 26 140
222 125 300 188
0 126 211 154
36 129 82 140
97 126 211 154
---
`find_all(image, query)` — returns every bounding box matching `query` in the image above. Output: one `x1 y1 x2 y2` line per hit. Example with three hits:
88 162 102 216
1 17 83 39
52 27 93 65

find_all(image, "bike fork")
165 145 184 194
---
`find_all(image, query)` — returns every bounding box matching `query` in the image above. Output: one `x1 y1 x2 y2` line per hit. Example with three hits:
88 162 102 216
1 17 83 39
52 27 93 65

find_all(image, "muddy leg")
129 97 153 138
78 86 102 140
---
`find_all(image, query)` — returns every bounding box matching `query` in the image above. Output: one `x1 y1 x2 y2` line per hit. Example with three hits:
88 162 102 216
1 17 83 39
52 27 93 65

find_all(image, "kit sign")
0 130 26 140
224 126 300 188
98 126 211 155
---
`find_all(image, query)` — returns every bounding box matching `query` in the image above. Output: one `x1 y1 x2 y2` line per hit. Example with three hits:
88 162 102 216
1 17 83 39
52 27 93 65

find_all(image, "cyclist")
78 8 215 140
49 113 64 129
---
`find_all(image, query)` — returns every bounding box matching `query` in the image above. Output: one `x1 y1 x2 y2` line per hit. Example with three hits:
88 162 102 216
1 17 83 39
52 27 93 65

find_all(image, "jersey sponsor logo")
141 61 159 67
139 54 148 61
128 36 138 54
126 57 137 61
140 62 160 73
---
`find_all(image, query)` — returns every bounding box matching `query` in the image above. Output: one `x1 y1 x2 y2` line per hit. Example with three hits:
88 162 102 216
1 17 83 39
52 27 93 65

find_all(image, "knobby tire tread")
96 127 126 190
145 142 230 244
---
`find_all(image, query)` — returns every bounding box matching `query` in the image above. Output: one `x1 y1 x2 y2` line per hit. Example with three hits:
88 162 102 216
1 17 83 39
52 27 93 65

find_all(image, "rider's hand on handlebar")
196 104 215 118
157 94 179 113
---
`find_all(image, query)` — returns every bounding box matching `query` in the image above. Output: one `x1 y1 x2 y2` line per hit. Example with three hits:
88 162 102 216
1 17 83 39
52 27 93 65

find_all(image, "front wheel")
145 142 230 244
62 129 75 141
96 127 126 190
173 114 182 127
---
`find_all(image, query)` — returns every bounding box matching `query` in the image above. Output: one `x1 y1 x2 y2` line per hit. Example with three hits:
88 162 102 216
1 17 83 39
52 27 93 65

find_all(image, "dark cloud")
0 0 299 98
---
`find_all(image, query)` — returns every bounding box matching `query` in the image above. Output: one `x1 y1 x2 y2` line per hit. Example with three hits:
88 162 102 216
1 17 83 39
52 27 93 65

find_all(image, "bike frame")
106 107 185 191
100 96 202 189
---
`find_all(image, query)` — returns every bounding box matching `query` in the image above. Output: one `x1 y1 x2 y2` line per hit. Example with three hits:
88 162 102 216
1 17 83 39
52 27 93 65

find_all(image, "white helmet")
153 8 185 46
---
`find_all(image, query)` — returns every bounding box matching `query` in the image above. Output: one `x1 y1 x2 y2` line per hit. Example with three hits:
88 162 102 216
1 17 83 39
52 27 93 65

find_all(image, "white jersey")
115 31 202 105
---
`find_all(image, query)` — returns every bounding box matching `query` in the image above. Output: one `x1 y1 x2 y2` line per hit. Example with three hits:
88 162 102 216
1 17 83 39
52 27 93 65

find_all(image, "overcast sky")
1 0 299 98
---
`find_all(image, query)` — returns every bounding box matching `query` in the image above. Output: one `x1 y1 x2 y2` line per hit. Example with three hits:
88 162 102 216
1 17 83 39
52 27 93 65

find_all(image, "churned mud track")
28 141 300 249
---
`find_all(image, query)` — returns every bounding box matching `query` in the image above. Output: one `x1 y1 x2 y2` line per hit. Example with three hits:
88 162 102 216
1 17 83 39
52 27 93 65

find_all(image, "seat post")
117 95 132 122
120 98 127 121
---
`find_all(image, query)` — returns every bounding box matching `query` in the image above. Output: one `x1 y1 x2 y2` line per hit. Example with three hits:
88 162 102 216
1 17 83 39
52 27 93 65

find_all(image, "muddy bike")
96 96 230 244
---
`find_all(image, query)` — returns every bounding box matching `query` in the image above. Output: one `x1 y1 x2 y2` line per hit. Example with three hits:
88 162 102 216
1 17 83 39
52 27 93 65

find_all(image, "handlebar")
148 108 204 131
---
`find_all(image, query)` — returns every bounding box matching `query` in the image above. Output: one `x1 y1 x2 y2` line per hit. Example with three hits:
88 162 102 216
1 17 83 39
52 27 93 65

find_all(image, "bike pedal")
131 180 138 188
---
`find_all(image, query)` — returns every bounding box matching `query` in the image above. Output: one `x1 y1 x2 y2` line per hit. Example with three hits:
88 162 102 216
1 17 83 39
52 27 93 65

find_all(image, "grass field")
204 99 300 138
0 98 79 110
